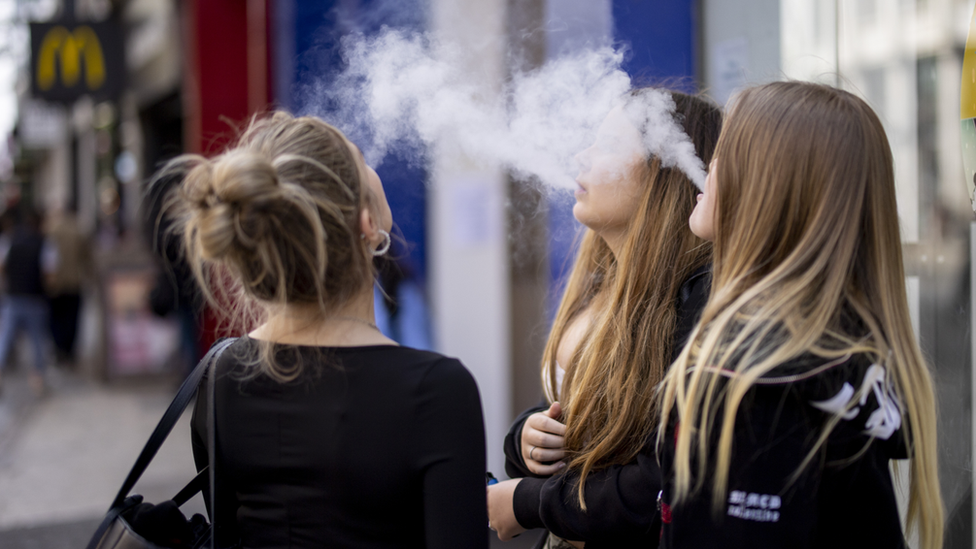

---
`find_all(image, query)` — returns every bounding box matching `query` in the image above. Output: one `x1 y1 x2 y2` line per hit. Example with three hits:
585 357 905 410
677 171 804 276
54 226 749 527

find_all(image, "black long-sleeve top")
659 352 908 548
503 266 711 548
191 338 489 549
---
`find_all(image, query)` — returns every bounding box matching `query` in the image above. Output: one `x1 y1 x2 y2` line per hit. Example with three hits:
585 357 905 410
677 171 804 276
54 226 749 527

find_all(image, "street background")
0 355 204 547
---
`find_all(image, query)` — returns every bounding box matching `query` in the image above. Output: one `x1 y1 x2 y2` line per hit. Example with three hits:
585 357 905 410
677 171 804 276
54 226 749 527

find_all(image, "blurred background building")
0 0 972 545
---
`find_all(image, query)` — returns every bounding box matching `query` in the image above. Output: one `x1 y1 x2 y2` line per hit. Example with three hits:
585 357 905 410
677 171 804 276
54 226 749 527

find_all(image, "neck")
599 229 626 260
250 286 397 347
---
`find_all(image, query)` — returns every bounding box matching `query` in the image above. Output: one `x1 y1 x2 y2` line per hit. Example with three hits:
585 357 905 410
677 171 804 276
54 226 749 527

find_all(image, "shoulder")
410 350 479 394
678 264 711 309
403 351 484 425
208 337 253 375
344 345 479 394
759 354 905 449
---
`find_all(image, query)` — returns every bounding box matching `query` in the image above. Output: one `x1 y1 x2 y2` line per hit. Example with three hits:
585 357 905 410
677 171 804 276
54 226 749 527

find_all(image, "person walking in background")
156 112 488 548
45 207 91 368
145 166 202 377
0 207 58 396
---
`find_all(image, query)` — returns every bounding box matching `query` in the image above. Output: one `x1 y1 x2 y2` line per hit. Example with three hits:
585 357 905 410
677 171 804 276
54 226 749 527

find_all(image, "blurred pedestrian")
45 207 91 367
145 166 202 377
0 207 57 396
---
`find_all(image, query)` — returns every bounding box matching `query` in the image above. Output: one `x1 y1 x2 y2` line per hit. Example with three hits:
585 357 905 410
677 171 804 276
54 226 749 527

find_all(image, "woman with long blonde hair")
658 81 943 549
487 88 722 547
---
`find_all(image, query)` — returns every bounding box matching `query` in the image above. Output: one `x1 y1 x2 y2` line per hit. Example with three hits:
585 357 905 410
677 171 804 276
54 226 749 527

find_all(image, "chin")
572 202 587 225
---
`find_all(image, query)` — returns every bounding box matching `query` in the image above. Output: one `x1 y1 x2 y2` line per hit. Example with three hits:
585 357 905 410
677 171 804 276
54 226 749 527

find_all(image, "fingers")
524 434 567 474
528 444 565 463
520 404 569 474
546 401 562 419
526 458 566 476
487 480 527 541
523 424 565 449
526 411 567 438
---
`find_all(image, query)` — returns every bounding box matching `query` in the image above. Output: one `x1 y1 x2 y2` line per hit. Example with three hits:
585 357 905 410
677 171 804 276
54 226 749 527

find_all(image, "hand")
521 402 567 475
487 479 527 541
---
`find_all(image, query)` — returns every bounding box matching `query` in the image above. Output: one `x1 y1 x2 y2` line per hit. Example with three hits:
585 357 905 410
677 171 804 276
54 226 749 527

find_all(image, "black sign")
30 21 124 103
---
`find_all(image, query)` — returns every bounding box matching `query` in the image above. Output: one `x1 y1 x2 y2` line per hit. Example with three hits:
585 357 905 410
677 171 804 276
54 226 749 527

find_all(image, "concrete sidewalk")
0 366 204 546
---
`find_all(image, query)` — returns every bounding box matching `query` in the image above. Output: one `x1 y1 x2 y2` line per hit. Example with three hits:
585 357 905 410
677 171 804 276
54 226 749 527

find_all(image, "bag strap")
208 345 219 546
109 337 237 510
173 466 208 507
86 338 236 549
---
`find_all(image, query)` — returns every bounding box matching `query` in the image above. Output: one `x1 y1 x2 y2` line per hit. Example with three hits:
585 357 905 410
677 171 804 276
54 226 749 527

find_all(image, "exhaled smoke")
302 28 707 192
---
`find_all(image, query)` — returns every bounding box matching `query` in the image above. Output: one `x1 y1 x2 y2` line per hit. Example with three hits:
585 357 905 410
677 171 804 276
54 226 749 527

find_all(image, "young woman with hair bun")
161 112 488 548
658 81 943 549
487 89 722 548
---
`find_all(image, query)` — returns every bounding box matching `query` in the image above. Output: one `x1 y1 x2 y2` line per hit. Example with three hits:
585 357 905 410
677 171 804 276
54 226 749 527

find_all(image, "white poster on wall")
449 176 503 248
711 37 750 106
19 100 66 148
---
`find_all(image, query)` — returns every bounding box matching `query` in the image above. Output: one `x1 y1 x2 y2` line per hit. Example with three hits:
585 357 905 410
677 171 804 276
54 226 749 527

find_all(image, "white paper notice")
450 179 502 247
711 37 750 106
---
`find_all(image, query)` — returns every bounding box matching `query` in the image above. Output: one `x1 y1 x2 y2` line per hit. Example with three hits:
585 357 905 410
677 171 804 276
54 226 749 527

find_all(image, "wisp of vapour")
301 28 707 191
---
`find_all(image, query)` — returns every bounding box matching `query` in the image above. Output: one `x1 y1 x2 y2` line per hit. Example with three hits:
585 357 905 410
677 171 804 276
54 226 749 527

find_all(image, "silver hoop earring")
372 229 391 256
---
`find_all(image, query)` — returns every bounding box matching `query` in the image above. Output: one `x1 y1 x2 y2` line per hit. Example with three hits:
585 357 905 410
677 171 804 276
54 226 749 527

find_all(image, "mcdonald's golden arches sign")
30 21 123 102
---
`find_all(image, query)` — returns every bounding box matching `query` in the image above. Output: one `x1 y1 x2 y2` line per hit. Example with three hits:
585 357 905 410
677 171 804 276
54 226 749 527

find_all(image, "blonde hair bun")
172 112 375 310
186 151 283 261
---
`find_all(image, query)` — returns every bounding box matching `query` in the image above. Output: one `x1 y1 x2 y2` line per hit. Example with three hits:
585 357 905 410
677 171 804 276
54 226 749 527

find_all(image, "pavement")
0 363 202 548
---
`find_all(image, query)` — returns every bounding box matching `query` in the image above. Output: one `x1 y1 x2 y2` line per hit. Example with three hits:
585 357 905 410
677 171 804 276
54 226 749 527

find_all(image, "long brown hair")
159 112 381 381
659 82 943 549
543 89 721 508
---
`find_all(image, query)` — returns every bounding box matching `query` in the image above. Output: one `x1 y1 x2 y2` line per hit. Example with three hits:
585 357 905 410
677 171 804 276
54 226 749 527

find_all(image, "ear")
359 207 380 245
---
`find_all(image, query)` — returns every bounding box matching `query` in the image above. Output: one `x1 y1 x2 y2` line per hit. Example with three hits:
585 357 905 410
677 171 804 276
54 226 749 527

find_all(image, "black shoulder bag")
85 337 237 549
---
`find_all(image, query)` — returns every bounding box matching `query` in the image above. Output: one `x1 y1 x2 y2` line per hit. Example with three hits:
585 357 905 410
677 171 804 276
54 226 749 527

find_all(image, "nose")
574 148 592 173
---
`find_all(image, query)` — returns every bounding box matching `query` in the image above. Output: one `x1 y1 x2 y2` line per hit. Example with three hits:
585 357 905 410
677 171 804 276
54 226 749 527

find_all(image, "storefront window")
781 1 973 545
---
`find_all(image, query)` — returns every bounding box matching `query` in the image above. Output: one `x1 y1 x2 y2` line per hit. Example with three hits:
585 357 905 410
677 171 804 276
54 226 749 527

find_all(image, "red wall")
182 0 270 352
184 0 249 155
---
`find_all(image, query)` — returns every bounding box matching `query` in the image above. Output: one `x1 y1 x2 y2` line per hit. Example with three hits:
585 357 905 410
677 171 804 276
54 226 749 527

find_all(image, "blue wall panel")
548 0 699 316
613 0 697 87
274 0 430 283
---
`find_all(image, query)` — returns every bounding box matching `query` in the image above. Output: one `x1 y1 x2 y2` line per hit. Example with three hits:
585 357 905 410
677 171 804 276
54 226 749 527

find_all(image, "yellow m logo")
36 26 106 91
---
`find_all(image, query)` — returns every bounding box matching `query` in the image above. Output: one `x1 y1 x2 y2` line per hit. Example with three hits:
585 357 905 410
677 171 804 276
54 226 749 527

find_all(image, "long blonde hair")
157 112 381 381
544 90 721 508
658 81 943 549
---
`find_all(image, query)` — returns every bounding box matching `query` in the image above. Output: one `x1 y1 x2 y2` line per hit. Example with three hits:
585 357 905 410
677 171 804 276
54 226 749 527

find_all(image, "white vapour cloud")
302 28 707 192
623 89 708 190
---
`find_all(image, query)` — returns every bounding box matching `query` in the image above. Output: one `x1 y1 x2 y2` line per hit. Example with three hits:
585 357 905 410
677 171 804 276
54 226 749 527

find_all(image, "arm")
41 238 59 291
189 365 242 545
503 402 543 478
189 377 209 477
415 358 490 549
510 433 663 546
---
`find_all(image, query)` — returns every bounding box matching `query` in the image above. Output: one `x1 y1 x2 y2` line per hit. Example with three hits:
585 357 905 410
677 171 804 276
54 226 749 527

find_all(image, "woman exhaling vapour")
487 88 722 548
658 81 943 549
157 112 488 548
